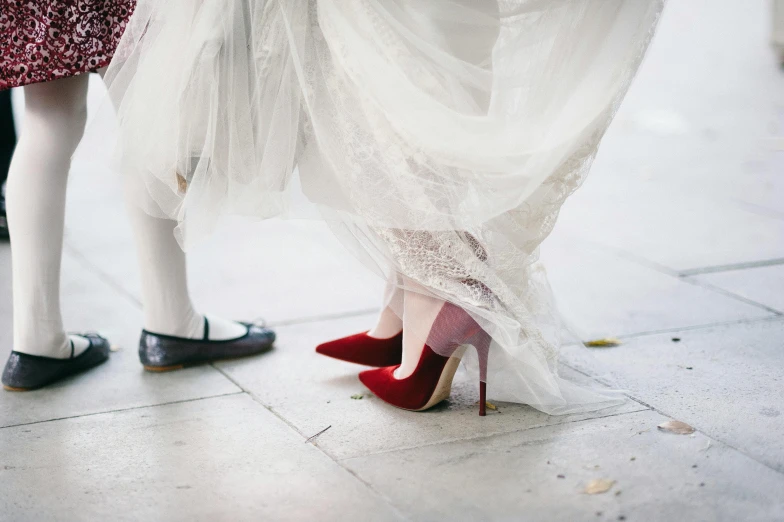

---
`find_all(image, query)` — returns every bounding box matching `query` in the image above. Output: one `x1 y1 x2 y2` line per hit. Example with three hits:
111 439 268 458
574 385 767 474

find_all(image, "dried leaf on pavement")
657 420 695 435
584 338 622 347
584 479 616 494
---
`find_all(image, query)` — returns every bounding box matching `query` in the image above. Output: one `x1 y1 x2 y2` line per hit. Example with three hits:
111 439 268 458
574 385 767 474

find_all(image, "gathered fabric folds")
105 0 664 414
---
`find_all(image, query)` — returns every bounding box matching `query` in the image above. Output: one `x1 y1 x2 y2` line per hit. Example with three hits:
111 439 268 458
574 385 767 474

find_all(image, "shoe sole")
3 385 30 392
143 364 185 373
2 348 109 391
142 350 272 373
412 355 463 411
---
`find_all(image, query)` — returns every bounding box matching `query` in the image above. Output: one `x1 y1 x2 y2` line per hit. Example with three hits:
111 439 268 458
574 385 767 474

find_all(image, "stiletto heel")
359 302 492 415
474 330 491 417
479 381 486 416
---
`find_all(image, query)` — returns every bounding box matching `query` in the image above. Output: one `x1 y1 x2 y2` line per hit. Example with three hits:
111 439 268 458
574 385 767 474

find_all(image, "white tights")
367 276 445 380
6 75 244 359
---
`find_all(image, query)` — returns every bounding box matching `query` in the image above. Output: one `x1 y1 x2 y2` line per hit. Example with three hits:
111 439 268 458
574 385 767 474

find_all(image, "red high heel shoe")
316 331 403 367
358 302 491 416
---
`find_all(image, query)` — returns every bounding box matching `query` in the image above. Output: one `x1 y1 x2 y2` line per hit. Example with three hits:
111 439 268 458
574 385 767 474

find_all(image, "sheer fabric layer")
105 0 664 414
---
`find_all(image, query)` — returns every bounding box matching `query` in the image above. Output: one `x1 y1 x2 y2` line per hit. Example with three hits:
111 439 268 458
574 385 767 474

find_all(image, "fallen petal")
584 338 622 347
584 479 616 494
657 420 695 435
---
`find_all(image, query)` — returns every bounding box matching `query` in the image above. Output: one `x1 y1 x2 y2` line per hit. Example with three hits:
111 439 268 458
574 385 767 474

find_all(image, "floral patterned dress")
0 0 135 90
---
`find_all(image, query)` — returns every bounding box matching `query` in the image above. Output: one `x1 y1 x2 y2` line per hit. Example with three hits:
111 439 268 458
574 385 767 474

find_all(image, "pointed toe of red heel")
314 338 347 359
358 366 395 398
316 331 403 367
358 347 457 412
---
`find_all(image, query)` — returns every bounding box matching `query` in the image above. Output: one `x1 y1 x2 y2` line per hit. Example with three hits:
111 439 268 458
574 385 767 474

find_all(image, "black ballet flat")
2 333 111 391
0 198 8 240
138 318 276 372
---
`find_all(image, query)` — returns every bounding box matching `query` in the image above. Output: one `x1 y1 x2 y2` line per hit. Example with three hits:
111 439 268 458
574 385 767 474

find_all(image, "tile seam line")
679 257 784 277
575 238 784 309
613 314 783 340
62 241 143 308
0 391 245 430
241 395 412 522
212 364 412 522
575 237 681 277
679 276 784 315
564 238 781 314
732 200 784 222
579 236 784 278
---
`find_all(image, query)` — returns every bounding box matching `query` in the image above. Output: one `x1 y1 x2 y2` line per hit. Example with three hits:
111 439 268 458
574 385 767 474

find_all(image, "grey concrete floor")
1 1 783 521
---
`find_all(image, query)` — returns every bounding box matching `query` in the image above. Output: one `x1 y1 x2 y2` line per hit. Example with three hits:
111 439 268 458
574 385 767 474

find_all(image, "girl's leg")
5 76 91 358
123 203 246 340
97 63 244 341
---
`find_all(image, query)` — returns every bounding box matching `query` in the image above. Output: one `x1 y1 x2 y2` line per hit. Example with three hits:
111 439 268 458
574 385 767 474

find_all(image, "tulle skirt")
104 0 664 414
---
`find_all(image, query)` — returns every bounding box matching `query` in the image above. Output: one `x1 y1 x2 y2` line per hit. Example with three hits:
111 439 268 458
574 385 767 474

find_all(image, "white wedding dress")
105 0 664 414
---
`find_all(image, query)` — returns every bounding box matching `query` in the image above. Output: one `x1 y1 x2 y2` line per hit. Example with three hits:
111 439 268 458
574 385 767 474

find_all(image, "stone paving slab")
550 176 784 274
564 318 784 474
0 394 403 522
692 264 784 313
540 236 773 340
216 314 648 462
343 410 784 522
0 248 240 428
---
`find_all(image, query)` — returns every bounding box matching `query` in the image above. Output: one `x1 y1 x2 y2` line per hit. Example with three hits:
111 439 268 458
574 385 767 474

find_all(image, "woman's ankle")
12 331 73 359
143 309 204 339
143 312 247 341
368 306 403 339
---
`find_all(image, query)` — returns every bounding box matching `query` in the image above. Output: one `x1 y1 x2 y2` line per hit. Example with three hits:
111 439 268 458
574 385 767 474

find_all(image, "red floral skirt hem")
0 1 135 91
0 60 112 91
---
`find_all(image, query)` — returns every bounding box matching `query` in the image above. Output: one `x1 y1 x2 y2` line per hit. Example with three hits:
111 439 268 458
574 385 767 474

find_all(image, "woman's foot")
2 333 111 391
139 316 276 372
367 301 403 339
359 299 491 416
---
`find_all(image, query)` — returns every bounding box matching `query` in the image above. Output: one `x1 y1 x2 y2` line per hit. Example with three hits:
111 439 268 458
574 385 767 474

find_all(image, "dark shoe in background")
2 333 111 391
0 194 8 240
0 89 17 241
